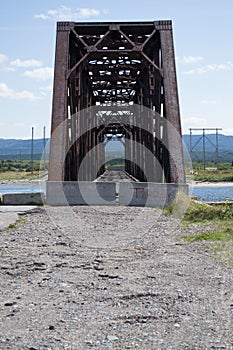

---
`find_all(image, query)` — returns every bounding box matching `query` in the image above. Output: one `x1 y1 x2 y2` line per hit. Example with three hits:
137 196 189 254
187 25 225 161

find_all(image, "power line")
189 128 222 170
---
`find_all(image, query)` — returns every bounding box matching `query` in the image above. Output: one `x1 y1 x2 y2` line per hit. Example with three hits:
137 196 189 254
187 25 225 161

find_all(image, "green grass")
183 201 233 222
0 170 42 181
6 218 26 233
191 163 233 182
183 229 233 243
180 200 233 267
0 159 47 180
184 227 233 268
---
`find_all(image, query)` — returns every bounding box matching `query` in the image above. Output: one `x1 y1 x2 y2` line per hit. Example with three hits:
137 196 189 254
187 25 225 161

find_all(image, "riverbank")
0 170 47 186
1 178 233 187
1 179 233 205
190 181 233 187
0 180 43 186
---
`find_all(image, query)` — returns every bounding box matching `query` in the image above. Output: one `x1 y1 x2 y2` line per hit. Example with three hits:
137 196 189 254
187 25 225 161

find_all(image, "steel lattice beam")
48 20 186 184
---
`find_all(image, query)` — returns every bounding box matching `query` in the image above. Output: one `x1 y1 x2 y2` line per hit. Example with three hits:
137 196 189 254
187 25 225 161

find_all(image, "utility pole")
203 128 206 170
189 128 192 162
19 149 22 171
216 128 219 169
189 128 222 170
43 126 46 171
31 127 34 174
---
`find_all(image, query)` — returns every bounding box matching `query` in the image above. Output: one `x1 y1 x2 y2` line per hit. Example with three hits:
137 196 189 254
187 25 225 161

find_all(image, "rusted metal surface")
48 20 186 183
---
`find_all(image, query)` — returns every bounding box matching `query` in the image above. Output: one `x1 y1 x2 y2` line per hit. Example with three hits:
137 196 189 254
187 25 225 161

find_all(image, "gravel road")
0 206 232 350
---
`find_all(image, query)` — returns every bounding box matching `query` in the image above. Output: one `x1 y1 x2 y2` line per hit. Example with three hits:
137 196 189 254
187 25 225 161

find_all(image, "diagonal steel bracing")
48 21 186 184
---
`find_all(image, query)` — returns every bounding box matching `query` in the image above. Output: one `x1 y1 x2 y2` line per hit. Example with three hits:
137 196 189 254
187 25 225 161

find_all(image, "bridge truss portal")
48 21 186 184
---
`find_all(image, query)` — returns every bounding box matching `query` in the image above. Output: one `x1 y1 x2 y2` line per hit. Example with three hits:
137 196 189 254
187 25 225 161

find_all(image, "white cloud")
222 128 233 135
13 122 29 128
179 56 204 64
182 116 207 132
0 83 38 101
183 61 233 75
184 56 204 64
201 100 220 105
39 84 53 96
184 116 207 125
197 63 233 74
77 8 100 19
3 67 15 72
0 54 7 64
23 67 53 81
35 13 50 20
34 6 101 21
10 58 43 68
183 69 195 75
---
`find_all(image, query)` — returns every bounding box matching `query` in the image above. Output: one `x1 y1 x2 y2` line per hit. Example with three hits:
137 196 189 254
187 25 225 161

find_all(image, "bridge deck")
95 170 137 183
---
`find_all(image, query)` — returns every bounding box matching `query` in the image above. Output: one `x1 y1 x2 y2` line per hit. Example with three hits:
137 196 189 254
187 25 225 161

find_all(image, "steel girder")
48 21 186 183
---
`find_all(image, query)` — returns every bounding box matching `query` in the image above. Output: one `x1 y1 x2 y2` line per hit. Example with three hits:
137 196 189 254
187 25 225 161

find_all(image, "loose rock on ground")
0 206 232 349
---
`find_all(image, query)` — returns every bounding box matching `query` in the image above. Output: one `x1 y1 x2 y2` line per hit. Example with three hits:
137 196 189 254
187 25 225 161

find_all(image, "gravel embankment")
0 206 232 350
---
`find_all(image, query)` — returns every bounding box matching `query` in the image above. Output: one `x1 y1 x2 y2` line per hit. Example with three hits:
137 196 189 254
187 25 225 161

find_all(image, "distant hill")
0 134 232 162
182 134 233 162
0 138 50 155
182 134 233 153
104 134 233 161
0 138 50 160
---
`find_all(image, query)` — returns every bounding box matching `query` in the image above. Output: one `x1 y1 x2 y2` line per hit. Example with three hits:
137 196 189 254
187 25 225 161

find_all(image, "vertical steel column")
130 128 135 176
125 131 130 174
131 114 136 178
94 127 99 179
48 22 70 181
154 114 161 182
135 115 141 181
100 134 105 175
133 127 137 178
152 46 163 182
160 23 186 183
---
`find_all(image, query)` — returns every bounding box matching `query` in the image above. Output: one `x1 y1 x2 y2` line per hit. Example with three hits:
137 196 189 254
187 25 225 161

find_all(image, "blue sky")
0 0 232 138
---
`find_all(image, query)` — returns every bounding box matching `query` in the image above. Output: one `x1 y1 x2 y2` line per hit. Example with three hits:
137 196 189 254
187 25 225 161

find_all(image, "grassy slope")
0 171 41 181
181 201 233 267
192 163 233 182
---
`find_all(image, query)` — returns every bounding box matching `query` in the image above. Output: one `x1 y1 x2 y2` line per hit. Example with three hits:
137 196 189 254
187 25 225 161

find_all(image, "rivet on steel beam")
133 45 143 52
109 24 120 31
57 22 74 31
86 46 98 53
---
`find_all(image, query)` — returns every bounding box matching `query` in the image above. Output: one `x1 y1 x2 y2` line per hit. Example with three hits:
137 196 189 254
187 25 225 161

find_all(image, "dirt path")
0 206 232 349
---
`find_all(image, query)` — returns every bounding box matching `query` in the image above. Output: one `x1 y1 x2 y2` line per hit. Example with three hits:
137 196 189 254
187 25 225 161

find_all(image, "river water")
190 185 233 202
0 185 44 194
0 184 233 203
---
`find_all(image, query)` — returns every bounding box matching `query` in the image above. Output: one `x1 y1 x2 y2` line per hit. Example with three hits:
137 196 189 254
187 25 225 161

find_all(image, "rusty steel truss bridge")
48 20 186 191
